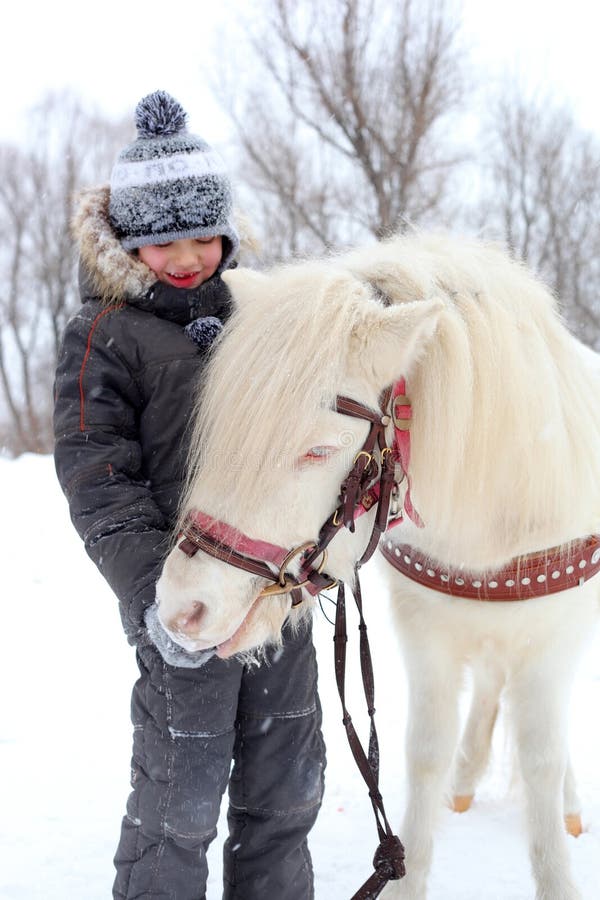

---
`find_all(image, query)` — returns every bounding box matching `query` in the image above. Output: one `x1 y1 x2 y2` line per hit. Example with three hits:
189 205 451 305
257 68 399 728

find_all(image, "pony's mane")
181 232 600 563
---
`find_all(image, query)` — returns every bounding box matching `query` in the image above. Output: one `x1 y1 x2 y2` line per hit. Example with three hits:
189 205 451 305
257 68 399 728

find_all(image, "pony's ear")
351 297 443 387
222 268 269 307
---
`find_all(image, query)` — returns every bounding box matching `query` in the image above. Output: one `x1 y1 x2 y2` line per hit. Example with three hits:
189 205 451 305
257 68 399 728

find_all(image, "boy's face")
138 236 223 289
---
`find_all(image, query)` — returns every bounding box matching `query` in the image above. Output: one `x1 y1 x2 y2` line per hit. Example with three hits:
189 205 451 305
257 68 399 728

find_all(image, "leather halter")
178 386 406 602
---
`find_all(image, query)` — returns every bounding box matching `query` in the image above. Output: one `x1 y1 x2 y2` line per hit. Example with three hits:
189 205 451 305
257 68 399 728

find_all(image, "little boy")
54 91 325 900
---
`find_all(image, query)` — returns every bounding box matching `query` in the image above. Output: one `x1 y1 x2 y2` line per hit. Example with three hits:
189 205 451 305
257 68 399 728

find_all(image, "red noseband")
178 511 335 606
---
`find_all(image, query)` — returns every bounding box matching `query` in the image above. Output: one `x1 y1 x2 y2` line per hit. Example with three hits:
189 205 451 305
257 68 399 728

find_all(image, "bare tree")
479 92 600 348
0 92 131 454
0 147 39 451
216 0 469 261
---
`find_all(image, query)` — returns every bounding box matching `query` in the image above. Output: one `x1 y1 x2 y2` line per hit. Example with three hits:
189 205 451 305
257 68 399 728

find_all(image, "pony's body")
156 233 600 899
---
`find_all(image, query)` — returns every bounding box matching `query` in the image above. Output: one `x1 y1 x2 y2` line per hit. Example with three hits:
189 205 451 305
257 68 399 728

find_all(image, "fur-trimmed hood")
72 186 157 305
71 186 260 306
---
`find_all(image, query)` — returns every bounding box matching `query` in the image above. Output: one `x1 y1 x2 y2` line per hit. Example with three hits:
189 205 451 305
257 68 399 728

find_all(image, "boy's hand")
144 604 215 668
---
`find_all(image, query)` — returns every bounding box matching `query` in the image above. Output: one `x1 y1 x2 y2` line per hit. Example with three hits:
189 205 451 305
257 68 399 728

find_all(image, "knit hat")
109 91 239 272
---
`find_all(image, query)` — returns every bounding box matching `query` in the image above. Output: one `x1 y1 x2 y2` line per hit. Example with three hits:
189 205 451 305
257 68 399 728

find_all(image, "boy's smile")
138 236 223 289
165 271 204 289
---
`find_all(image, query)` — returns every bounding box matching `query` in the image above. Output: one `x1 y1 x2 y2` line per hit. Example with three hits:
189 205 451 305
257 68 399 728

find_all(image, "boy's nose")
173 244 201 267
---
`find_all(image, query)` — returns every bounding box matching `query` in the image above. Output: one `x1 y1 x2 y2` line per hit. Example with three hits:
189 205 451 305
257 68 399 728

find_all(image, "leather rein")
178 386 409 898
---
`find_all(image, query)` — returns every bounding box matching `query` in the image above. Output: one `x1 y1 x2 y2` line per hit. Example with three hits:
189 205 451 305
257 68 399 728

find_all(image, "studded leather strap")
381 535 600 601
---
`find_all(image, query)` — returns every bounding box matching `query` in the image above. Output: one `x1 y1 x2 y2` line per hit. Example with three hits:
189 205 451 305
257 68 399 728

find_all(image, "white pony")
156 232 600 899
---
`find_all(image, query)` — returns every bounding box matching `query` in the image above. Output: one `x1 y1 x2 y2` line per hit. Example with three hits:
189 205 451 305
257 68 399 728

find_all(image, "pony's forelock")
178 260 373 529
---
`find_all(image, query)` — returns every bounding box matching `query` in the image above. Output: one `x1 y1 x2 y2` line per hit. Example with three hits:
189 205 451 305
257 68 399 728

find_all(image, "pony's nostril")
176 601 206 634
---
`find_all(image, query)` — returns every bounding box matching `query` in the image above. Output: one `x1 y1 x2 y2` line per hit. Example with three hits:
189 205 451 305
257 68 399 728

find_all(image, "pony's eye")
301 445 338 463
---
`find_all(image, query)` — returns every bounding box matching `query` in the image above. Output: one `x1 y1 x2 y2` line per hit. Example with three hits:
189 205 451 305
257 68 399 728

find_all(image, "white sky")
2 0 600 148
460 0 600 132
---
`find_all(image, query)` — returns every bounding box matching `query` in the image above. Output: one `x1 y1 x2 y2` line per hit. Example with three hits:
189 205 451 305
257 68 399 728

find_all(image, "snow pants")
113 620 325 900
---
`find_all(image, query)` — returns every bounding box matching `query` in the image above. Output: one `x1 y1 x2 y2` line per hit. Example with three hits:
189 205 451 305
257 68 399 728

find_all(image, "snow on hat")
109 91 239 271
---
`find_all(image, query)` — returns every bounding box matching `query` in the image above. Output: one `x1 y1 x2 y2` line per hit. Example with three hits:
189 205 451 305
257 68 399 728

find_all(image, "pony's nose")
168 601 206 637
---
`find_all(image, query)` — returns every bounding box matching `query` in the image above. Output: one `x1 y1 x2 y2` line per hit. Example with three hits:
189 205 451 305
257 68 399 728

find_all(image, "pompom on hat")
109 91 239 272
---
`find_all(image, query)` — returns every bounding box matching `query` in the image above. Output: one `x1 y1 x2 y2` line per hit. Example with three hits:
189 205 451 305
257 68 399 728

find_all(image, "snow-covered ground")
1 454 599 899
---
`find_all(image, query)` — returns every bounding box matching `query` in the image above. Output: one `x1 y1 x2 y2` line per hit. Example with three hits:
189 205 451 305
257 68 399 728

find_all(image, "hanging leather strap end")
178 536 200 558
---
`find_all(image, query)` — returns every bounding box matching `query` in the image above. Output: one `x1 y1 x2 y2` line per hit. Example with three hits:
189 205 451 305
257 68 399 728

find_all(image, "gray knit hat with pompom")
109 91 239 271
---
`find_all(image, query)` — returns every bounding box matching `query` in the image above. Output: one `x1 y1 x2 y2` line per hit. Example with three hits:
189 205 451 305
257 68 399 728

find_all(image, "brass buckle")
353 449 373 466
258 541 329 597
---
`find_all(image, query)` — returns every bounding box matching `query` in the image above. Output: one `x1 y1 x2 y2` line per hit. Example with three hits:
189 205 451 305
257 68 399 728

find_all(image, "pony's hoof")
565 813 583 837
452 794 473 813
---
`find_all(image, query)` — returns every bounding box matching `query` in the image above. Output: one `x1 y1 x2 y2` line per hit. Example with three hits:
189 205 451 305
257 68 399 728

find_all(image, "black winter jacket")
53 187 232 641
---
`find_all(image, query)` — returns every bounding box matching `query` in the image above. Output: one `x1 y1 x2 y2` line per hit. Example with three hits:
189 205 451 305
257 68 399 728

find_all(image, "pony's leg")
563 758 583 837
509 655 582 900
451 655 505 812
382 624 463 900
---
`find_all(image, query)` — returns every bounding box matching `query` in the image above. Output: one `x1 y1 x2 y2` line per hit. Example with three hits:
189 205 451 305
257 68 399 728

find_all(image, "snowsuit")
53 187 325 899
